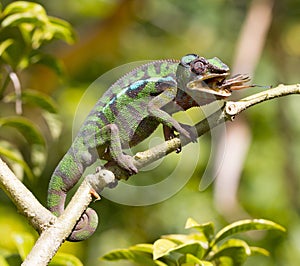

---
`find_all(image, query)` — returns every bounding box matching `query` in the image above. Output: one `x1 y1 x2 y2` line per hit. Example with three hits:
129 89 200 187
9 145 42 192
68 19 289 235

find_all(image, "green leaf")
129 244 170 265
0 255 9 266
31 27 48 49
4 89 58 113
170 242 206 259
2 1 48 26
101 249 160 266
153 237 207 262
48 17 76 44
185 218 202 228
50 252 83 266
213 256 234 266
131 244 154 254
153 261 168 266
0 143 34 180
249 246 270 257
0 117 46 177
162 233 208 247
12 233 35 261
211 219 286 246
0 32 26 69
185 218 215 241
2 1 45 16
2 1 74 49
184 254 213 265
210 239 251 266
153 239 178 260
0 116 45 146
1 14 45 28
0 248 12 258
0 39 14 56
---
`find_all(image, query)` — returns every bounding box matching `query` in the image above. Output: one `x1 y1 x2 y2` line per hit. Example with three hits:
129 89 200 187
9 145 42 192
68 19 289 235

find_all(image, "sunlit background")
1 0 300 265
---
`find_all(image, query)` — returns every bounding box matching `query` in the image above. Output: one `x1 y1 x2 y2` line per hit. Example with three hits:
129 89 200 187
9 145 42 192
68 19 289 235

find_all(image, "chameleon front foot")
115 154 138 175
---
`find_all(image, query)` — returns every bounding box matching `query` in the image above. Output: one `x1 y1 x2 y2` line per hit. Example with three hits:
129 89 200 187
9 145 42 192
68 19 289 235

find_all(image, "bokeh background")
1 0 300 265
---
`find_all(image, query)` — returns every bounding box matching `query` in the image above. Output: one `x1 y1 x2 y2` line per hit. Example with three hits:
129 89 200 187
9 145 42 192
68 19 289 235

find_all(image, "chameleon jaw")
187 73 251 97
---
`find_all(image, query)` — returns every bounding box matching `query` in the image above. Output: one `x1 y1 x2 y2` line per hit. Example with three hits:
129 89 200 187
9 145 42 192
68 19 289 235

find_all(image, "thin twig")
4 65 23 114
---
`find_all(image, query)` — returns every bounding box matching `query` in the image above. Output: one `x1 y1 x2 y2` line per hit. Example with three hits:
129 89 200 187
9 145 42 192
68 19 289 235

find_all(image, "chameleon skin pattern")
47 55 231 241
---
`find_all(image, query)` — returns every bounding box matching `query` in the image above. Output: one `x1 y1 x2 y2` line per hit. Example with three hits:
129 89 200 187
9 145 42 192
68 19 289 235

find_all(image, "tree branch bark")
0 159 55 233
0 83 299 265
21 168 116 265
130 83 300 175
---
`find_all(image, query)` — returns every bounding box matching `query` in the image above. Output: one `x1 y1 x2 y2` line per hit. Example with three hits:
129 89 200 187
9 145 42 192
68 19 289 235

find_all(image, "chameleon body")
47 54 250 241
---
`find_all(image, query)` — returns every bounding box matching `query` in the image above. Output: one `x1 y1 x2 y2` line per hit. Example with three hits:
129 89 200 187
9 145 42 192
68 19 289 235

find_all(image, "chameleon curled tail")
47 148 99 241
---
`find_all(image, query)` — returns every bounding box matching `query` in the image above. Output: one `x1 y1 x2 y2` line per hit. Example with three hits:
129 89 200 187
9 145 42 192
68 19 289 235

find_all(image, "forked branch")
0 83 299 265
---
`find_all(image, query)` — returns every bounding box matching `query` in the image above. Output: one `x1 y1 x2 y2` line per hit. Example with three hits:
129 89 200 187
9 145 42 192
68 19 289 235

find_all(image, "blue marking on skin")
128 80 148 91
105 77 175 108
161 76 176 83
104 80 148 108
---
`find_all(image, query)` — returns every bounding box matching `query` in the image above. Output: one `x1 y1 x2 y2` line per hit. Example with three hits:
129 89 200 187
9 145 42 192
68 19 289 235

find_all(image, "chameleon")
47 54 251 241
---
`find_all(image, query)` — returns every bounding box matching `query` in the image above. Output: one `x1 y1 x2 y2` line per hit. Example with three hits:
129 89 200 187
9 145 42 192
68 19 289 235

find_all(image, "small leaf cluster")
0 1 75 71
0 1 75 181
102 218 286 266
0 232 83 266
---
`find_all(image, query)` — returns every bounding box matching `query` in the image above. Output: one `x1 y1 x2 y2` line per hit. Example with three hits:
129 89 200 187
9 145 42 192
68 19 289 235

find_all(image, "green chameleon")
47 54 250 241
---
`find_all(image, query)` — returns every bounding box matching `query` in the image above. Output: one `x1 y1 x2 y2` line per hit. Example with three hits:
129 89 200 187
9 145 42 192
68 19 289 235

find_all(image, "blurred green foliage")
0 1 75 183
0 0 300 265
102 218 286 265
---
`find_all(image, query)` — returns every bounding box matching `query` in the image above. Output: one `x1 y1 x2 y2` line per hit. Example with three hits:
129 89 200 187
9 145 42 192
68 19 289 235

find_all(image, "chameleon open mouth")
187 73 251 97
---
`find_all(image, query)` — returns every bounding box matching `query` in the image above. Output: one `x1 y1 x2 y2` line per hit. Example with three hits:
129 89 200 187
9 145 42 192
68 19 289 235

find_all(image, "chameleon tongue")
188 87 232 97
219 74 251 90
187 73 253 97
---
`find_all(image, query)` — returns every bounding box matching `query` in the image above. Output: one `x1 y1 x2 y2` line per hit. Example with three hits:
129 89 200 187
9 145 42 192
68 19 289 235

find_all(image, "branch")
0 83 298 264
22 168 116 266
116 83 300 178
0 159 55 233
21 179 93 265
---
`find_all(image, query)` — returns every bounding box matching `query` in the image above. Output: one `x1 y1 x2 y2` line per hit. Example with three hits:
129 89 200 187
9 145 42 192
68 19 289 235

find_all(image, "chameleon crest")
47 54 250 241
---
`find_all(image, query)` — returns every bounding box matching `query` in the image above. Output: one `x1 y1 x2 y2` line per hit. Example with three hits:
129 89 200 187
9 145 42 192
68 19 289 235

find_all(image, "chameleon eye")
191 60 206 74
180 54 199 67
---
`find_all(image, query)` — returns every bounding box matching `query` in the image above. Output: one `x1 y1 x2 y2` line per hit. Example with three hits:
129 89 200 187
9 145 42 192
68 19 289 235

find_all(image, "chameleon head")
177 54 251 97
